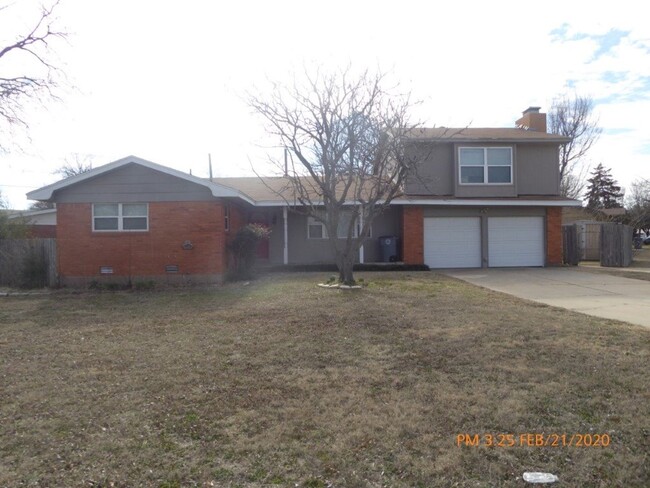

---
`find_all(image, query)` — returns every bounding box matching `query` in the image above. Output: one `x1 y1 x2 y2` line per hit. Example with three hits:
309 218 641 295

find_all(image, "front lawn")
1 272 648 487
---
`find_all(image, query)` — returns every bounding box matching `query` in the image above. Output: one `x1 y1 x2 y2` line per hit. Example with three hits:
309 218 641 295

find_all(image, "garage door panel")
424 217 481 268
488 217 544 267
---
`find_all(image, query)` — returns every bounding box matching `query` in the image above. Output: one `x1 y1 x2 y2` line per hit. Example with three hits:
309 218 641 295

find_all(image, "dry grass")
578 247 650 282
1 272 649 487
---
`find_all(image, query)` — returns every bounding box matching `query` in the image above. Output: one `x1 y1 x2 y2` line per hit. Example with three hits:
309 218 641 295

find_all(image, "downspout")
283 206 288 265
359 206 364 264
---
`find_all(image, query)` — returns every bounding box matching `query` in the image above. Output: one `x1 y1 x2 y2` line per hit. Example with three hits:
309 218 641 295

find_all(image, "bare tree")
54 153 94 178
0 190 27 238
0 0 66 149
249 68 419 285
625 178 650 230
29 154 93 209
548 95 601 198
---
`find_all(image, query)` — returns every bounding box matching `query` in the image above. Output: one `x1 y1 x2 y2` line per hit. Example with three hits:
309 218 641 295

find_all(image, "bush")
134 280 155 291
227 224 271 281
20 248 47 288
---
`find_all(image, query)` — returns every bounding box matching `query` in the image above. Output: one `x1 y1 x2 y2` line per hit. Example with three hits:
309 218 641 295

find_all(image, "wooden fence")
562 224 579 265
576 221 601 260
600 223 632 267
0 238 57 287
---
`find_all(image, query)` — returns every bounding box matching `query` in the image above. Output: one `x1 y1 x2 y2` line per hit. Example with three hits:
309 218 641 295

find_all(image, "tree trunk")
337 252 356 285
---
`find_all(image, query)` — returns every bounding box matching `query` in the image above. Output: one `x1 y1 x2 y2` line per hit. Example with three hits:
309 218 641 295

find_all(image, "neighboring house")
562 206 625 225
27 106 581 286
7 208 57 238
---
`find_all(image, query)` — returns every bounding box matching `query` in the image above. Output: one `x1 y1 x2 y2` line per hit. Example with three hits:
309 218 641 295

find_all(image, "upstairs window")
93 203 148 231
459 147 512 184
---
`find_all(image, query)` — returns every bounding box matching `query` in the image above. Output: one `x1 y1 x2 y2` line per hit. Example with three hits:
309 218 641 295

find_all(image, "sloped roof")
408 127 571 143
211 176 294 203
27 155 254 203
26 155 581 208
211 176 383 204
212 177 581 207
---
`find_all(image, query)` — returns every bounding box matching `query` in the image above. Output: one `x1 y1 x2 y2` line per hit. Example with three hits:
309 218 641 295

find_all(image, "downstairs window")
93 203 148 231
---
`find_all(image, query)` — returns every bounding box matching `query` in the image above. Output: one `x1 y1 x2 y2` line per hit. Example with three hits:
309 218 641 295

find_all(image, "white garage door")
424 217 482 268
488 217 544 267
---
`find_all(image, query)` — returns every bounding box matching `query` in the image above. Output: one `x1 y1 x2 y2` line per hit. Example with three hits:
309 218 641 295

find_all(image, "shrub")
227 223 271 281
134 280 155 291
20 248 47 288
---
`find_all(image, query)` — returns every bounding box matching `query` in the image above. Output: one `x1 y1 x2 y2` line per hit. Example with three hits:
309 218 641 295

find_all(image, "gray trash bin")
379 235 399 262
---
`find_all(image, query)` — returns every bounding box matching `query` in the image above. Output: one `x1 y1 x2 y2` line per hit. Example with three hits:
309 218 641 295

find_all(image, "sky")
1 0 648 209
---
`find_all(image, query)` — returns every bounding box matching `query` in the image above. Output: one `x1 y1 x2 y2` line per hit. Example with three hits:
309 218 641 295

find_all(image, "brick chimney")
515 106 547 132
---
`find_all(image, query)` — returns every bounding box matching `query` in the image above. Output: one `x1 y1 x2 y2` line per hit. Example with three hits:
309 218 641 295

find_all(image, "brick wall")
546 206 562 266
27 225 56 238
57 201 227 285
222 202 248 271
402 206 424 264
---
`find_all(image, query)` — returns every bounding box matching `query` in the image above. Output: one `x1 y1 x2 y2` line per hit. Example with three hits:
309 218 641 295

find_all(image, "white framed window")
308 216 325 239
459 147 513 184
93 203 148 232
307 212 371 239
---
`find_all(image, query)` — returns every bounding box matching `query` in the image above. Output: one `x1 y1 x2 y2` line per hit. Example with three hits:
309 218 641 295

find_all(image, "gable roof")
211 176 293 203
211 177 581 207
27 155 254 204
408 127 571 143
26 155 581 208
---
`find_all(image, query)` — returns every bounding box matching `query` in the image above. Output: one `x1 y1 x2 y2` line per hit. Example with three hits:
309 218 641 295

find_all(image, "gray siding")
421 206 546 218
517 144 561 195
406 140 561 197
362 207 401 262
405 143 454 195
265 206 401 265
53 163 214 203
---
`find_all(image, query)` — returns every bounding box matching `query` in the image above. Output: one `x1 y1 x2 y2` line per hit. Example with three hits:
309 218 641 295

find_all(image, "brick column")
402 206 424 264
546 207 562 266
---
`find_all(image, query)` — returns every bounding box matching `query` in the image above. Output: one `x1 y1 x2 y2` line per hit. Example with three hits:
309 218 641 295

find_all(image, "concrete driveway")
444 268 650 329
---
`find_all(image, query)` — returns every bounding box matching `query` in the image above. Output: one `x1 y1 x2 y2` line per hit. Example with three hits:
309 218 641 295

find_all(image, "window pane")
308 224 323 239
459 148 484 166
123 203 147 216
123 217 148 230
487 148 511 166
461 166 485 183
488 166 511 183
337 212 354 238
94 204 118 216
94 217 118 230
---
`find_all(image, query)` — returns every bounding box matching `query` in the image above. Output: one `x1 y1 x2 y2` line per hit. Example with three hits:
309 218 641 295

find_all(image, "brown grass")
1 272 649 487
578 246 650 282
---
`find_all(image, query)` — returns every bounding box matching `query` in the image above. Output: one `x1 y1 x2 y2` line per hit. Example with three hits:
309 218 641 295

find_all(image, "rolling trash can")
379 235 399 262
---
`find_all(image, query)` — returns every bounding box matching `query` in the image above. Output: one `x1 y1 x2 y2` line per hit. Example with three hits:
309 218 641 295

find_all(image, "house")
27 106 580 286
7 208 57 238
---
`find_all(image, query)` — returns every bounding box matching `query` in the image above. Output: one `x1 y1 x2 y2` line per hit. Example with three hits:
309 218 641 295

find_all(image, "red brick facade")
57 201 228 285
546 206 563 266
401 205 564 267
27 225 56 238
402 206 424 264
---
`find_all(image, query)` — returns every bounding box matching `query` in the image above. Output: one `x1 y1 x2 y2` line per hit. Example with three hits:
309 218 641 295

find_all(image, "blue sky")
1 0 648 208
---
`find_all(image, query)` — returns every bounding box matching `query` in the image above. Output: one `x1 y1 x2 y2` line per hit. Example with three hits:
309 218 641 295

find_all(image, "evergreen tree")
584 163 624 209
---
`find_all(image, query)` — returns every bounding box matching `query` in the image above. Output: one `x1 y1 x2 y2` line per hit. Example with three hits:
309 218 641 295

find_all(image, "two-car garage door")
423 216 544 268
